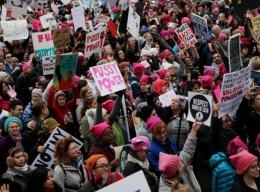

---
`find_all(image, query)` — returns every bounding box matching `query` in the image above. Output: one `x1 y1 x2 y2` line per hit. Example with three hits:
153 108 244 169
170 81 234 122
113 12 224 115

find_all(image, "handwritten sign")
84 25 107 58
51 28 70 49
127 6 140 39
175 23 197 49
71 6 86 31
190 13 208 42
1 20 28 41
97 14 110 23
40 13 57 28
218 63 252 118
118 0 128 10
90 61 126 96
31 128 83 170
228 34 242 72
159 90 177 107
93 0 100 22
42 55 56 75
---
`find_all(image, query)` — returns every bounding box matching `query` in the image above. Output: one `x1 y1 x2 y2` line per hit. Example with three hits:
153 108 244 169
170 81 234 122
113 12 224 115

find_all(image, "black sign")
228 34 242 72
189 94 210 123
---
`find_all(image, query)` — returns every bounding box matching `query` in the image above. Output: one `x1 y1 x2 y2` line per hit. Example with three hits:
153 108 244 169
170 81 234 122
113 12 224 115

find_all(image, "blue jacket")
209 152 236 192
23 102 33 124
148 137 178 173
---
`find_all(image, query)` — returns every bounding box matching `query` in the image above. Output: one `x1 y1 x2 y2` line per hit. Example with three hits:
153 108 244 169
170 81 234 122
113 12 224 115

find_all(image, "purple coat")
0 133 32 176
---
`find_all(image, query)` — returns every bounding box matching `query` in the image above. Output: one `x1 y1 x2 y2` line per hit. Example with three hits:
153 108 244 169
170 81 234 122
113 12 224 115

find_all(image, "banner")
40 13 57 28
97 14 110 23
218 63 252 118
159 90 176 107
71 6 86 31
190 13 208 42
31 128 83 170
187 92 212 126
1 20 28 41
89 61 126 96
127 6 140 39
84 25 106 58
175 23 197 49
42 55 56 75
114 145 131 174
51 27 70 49
228 34 242 72
118 0 128 10
32 31 55 60
53 53 78 91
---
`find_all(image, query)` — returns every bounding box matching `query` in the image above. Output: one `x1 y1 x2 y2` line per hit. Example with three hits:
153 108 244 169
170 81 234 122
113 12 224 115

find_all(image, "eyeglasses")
156 130 167 136
94 164 112 170
102 131 114 138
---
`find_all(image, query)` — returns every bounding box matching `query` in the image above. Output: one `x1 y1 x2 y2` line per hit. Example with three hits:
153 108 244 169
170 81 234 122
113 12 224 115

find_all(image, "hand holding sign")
190 118 204 137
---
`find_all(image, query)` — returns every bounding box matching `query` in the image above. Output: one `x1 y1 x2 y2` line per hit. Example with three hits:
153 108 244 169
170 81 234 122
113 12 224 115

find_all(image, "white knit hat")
32 88 43 98
149 48 159 57
162 63 173 70
0 71 8 82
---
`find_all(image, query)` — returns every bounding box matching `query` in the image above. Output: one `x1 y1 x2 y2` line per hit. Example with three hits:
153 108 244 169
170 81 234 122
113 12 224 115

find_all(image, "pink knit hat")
161 30 171 38
212 7 219 13
159 152 180 179
118 62 130 68
161 49 172 59
111 6 118 13
156 68 168 79
140 61 150 68
141 49 152 57
140 74 149 84
74 76 80 83
218 33 228 41
238 26 245 33
133 63 144 75
32 20 43 30
200 76 213 89
102 100 115 113
78 53 84 65
86 70 92 78
89 122 110 138
181 17 190 23
168 22 177 30
131 136 151 151
203 66 215 76
255 134 260 147
146 116 163 132
229 150 258 174
227 136 248 156
197 6 202 11
21 61 31 71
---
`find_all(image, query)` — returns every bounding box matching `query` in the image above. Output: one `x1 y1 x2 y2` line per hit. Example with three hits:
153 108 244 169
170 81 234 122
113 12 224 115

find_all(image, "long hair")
12 41 24 55
0 82 10 100
54 137 75 165
81 97 96 118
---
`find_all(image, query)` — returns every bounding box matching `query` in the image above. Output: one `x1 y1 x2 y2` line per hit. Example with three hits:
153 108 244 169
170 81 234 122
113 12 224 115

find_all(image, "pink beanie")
21 62 31 71
156 68 168 79
78 53 84 65
74 76 80 83
140 74 149 84
141 49 152 57
229 150 258 174
218 33 228 41
140 61 150 68
200 76 213 89
181 17 190 23
32 20 43 30
255 134 260 147
131 136 151 151
197 6 202 11
102 100 115 113
146 116 163 132
203 66 215 76
89 122 110 138
168 22 177 30
238 26 245 33
227 136 248 156
86 70 92 78
161 49 172 59
111 6 118 13
212 7 219 13
133 63 144 76
161 30 171 38
159 152 180 179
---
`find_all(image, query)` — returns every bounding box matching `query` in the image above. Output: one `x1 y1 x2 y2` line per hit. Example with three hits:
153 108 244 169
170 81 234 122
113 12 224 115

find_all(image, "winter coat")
0 96 10 111
136 121 152 140
209 152 236 192
22 102 33 124
15 75 33 106
129 75 140 99
78 179 98 192
231 175 260 192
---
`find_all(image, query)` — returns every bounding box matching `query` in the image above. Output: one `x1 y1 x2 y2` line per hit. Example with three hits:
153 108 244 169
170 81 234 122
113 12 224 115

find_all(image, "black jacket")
232 175 260 192
78 179 99 192
15 74 33 107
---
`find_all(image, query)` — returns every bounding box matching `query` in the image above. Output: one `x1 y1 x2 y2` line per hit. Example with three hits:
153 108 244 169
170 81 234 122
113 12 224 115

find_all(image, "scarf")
12 164 32 178
127 154 149 171
10 133 23 150
44 188 54 192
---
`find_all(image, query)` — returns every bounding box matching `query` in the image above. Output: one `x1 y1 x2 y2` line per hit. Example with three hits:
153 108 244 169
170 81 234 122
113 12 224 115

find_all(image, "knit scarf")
12 164 32 178
127 154 149 171
10 133 23 150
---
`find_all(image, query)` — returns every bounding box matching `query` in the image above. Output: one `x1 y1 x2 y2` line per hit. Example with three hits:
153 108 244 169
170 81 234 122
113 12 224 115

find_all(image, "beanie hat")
168 22 177 30
241 38 251 44
140 74 149 84
111 6 118 13
197 6 203 11
153 79 166 95
42 118 60 131
86 108 107 120
133 63 144 76
172 95 188 110
21 62 31 71
140 61 150 68
55 91 66 100
95 172 123 188
159 152 180 179
161 30 171 38
149 48 158 57
146 116 163 133
4 117 23 133
162 63 174 70
86 70 92 78
86 154 106 172
0 71 8 82
151 25 157 30
32 88 43 98
161 49 172 59
37 76 45 82
212 7 219 13
156 68 168 79
118 62 130 68
141 49 152 57
238 26 245 33
102 100 115 113
89 122 110 138
181 17 190 23
140 105 154 121
229 150 258 174
218 33 228 41
227 136 248 156
256 134 260 147
74 76 80 83
203 66 215 76
131 136 151 151
78 52 84 65
200 76 214 89
162 14 169 21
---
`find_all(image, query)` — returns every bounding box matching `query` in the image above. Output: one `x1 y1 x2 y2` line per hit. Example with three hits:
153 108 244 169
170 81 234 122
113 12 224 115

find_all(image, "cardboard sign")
97 171 151 192
97 14 110 23
93 0 100 22
32 31 55 60
218 63 252 118
190 13 208 42
118 0 128 10
228 34 242 72
51 3 59 15
114 145 131 174
251 16 260 36
71 6 86 31
175 23 197 49
159 90 177 107
51 27 70 49
40 13 57 28
127 6 140 39
30 127 83 170
84 25 106 58
90 61 126 96
1 5 7 21
42 55 56 75
53 53 78 91
1 20 28 41
187 92 212 126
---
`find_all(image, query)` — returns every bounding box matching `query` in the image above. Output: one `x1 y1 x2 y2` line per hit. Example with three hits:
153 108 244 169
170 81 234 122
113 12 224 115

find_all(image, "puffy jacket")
209 152 236 192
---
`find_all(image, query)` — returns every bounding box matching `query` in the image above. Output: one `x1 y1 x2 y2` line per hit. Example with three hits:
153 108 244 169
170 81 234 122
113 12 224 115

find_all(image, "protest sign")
175 23 197 49
190 13 208 42
213 41 229 73
97 171 151 192
159 90 176 107
251 16 260 36
51 3 59 15
93 0 100 21
32 31 55 60
71 6 86 31
31 127 83 170
218 63 252 118
53 53 78 91
40 13 57 28
82 0 92 8
51 27 70 49
107 0 116 7
114 145 131 174
228 34 242 72
1 5 7 21
107 21 117 37
1 20 28 41
187 92 212 126
61 0 70 5
118 0 128 10
227 15 233 24
22 2 27 9
90 61 126 96
11 6 27 18
13 0 21 6
97 14 110 23
42 55 55 75
72 0 83 7
84 25 106 58
127 6 140 39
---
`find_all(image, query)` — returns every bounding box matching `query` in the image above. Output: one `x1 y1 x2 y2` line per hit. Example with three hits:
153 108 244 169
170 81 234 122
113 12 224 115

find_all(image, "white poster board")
114 144 131 174
1 20 28 41
159 90 176 107
89 61 126 96
72 0 84 7
127 6 140 39
97 14 110 23
30 127 83 170
218 63 252 118
40 13 57 28
187 92 212 126
1 5 7 21
118 0 128 10
11 5 27 18
71 6 86 31
175 23 197 49
42 55 56 75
